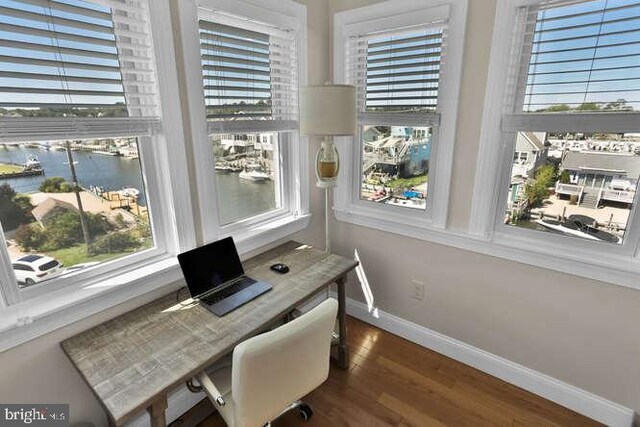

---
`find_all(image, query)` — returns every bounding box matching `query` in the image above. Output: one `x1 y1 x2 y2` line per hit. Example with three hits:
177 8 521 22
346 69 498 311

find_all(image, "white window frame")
174 0 310 253
470 0 640 278
333 0 468 234
0 0 197 350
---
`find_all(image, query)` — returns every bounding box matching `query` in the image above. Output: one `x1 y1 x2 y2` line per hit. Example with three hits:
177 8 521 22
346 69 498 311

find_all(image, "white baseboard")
345 297 635 427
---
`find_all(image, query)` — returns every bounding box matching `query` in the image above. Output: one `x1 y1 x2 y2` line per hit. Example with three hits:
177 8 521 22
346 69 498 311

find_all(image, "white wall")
0 282 181 426
328 0 640 414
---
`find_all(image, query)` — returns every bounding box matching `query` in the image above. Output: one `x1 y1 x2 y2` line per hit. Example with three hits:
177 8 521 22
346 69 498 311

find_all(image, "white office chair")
195 298 339 427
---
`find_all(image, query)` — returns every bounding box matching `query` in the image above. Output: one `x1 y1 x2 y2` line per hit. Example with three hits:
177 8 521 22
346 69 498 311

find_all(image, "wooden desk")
61 241 358 427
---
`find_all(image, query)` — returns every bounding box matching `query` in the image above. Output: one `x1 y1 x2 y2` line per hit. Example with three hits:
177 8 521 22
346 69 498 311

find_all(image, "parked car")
12 254 64 287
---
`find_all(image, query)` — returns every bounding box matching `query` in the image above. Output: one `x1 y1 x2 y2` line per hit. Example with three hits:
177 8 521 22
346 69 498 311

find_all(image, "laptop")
177 237 272 316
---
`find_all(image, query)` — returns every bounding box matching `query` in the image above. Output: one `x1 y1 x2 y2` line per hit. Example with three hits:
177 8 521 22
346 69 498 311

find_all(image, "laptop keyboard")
201 277 257 305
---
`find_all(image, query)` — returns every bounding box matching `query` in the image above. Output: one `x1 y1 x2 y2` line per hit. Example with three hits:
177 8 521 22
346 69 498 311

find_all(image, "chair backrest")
230 298 338 427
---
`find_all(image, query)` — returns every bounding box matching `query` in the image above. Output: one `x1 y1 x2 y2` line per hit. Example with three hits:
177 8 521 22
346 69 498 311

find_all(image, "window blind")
516 0 640 113
198 14 298 133
0 0 160 141
347 24 447 115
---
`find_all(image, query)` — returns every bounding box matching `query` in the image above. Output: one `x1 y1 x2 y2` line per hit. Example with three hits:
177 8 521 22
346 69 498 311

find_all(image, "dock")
96 189 147 218
0 163 44 180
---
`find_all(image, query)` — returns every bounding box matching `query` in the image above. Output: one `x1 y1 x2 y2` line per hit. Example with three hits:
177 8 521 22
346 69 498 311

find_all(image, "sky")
524 0 640 111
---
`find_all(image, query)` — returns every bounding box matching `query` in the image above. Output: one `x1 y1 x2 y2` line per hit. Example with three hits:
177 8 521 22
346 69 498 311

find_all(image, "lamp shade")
299 85 356 136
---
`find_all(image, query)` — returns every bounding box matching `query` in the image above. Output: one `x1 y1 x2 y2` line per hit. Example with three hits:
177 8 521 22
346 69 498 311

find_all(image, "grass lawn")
46 244 142 267
0 163 24 174
386 174 428 189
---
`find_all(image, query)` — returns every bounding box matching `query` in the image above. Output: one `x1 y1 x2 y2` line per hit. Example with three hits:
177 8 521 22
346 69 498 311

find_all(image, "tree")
541 104 571 112
603 99 633 112
576 102 600 111
0 184 33 231
39 177 79 193
534 164 556 188
524 164 556 208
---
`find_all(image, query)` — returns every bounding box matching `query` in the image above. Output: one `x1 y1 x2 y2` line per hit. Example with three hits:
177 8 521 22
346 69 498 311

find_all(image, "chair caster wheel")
299 403 313 421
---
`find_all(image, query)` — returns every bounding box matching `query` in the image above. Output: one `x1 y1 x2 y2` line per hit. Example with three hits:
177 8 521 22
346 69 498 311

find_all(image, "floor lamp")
300 85 356 253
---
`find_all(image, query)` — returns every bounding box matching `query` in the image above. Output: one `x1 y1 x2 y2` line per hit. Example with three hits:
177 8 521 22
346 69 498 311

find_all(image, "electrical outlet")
412 280 424 300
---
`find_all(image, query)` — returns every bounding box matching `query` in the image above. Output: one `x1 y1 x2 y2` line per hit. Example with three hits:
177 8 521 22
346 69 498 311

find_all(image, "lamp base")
316 179 337 189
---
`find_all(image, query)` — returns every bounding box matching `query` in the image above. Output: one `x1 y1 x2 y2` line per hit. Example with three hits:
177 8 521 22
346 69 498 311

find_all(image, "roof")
515 132 546 152
365 136 405 149
561 152 640 178
18 254 43 263
31 197 79 222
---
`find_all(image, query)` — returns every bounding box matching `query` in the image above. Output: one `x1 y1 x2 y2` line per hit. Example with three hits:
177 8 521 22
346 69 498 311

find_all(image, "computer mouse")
270 263 289 274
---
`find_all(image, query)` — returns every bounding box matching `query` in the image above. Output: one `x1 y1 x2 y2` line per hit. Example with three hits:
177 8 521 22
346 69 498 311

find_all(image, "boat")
215 161 233 173
239 164 269 182
386 197 426 209
534 215 620 243
23 155 42 171
120 187 140 198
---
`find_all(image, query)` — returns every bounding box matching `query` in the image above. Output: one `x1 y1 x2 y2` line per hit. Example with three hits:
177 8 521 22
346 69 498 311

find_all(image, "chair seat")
196 299 338 427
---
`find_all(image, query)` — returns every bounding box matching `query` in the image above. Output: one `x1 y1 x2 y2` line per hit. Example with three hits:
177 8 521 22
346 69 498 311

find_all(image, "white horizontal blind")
515 0 640 113
0 0 160 141
0 116 161 141
347 23 448 116
198 12 298 134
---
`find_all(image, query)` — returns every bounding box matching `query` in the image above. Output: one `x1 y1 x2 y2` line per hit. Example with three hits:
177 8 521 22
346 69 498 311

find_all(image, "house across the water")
555 151 640 208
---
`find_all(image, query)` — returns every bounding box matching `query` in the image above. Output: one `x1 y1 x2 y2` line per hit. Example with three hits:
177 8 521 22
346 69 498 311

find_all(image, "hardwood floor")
193 316 601 426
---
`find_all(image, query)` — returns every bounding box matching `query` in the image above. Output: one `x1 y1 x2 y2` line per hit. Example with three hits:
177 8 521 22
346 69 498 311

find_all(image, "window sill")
0 213 311 353
0 256 183 353
227 212 312 254
334 205 640 293
334 203 437 236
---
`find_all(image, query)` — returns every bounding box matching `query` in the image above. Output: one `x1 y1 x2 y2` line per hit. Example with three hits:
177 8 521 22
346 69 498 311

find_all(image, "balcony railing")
599 188 635 204
555 182 583 199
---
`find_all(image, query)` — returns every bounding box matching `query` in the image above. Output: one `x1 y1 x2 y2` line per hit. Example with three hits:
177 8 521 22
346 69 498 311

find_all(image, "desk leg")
336 275 349 369
147 396 168 427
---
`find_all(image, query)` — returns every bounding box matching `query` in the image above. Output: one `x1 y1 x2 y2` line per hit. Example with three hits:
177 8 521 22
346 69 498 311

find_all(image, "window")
0 0 170 300
473 0 640 256
198 16 296 224
349 25 445 210
334 0 468 230
177 0 308 244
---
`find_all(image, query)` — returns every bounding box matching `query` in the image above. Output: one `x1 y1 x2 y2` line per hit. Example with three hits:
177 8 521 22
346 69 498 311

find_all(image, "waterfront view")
0 139 154 287
360 126 430 210
0 135 279 286
212 132 279 224
506 131 640 244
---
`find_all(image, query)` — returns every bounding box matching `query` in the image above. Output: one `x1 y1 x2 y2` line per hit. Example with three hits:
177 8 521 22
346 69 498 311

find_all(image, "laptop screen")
177 237 245 298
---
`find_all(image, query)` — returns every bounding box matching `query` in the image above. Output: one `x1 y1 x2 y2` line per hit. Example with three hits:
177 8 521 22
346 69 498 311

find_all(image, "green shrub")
14 224 45 251
38 211 110 251
88 231 139 255
114 213 127 229
0 184 33 230
39 177 79 193
131 218 151 240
